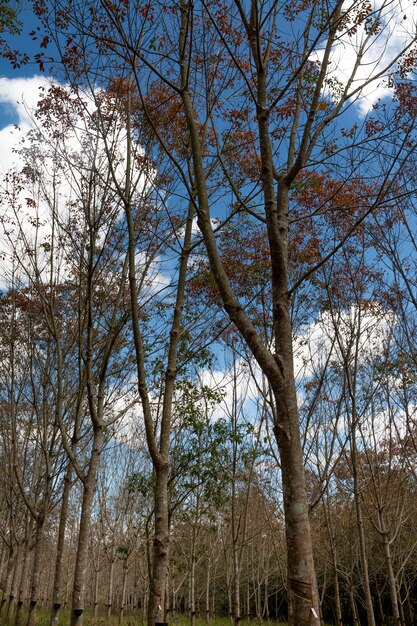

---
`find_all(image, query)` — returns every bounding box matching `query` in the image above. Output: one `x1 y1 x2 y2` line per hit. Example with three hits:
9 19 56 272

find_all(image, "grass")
13 606 334 626
14 609 289 626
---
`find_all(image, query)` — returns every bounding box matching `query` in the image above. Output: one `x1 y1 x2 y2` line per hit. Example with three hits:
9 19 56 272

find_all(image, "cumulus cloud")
293 303 395 380
198 356 263 422
0 75 54 172
316 0 417 115
0 76 173 294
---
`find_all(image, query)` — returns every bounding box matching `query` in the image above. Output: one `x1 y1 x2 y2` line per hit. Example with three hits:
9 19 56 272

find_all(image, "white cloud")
0 75 53 172
0 76 158 292
198 354 264 424
316 0 417 115
293 303 395 380
106 390 148 448
135 250 171 298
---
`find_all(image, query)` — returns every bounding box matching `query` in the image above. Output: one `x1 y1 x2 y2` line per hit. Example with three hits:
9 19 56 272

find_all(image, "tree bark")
378 510 401 626
349 586 359 626
119 557 128 624
93 551 100 624
4 542 19 624
147 465 169 626
26 517 45 626
15 536 31 626
70 429 102 626
50 465 72 626
352 441 375 626
1 544 16 616
106 558 115 621
205 559 210 622
323 496 343 626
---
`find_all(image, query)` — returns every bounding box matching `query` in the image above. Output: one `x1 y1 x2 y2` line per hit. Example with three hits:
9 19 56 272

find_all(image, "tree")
6 1 417 624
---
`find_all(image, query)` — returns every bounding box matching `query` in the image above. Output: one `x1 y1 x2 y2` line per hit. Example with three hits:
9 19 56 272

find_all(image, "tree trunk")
70 429 102 626
4 543 19 624
232 522 241 626
384 534 400 624
381 523 401 626
93 552 100 624
323 497 343 626
205 559 210 622
147 465 169 626
398 590 405 626
274 395 318 626
352 469 375 626
0 543 6 588
332 563 342 626
246 583 250 620
26 517 45 626
106 558 115 621
1 544 16 616
189 549 196 626
349 586 359 626
119 557 128 624
376 584 384 624
15 538 31 626
50 465 72 626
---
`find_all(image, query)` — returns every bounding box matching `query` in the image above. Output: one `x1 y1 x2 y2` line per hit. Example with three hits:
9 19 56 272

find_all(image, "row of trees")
1 282 417 626
1 1 417 625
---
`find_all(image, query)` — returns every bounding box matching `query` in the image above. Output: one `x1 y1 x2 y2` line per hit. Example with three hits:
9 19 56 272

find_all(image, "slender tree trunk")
15 538 31 626
142 585 147 624
332 561 342 626
0 543 7 586
1 544 16 616
398 590 405 626
385 535 400 624
106 558 115 621
70 429 102 626
126 164 194 626
232 538 241 626
380 523 401 626
93 552 100 624
164 569 170 621
4 543 19 624
272 185 320 626
26 517 45 626
64 554 71 608
205 559 210 622
246 583 250 620
323 497 343 626
263 577 269 621
147 465 169 626
50 465 72 626
119 557 128 624
403 577 413 626
352 452 375 626
227 584 233 625
349 585 359 626
355 496 375 626
172 584 176 616
189 548 196 626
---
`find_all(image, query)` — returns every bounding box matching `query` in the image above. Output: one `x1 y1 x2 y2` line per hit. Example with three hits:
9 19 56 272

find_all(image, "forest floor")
30 611 292 626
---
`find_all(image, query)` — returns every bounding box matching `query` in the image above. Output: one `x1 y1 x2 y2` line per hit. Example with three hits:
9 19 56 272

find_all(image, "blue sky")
1 0 415 173
0 0 415 448
0 3 57 158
